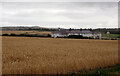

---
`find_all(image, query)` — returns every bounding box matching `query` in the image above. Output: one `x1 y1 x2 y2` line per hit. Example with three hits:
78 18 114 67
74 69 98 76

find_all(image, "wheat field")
1 31 51 35
2 36 118 74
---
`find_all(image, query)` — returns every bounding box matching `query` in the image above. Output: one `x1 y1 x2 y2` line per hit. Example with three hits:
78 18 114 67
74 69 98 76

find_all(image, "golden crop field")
1 31 51 35
2 36 118 74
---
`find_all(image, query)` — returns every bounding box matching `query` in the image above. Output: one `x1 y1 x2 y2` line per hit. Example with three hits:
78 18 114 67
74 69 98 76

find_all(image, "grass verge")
70 64 120 75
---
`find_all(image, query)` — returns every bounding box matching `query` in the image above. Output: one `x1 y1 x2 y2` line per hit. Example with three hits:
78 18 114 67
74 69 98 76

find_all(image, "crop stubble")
2 36 118 74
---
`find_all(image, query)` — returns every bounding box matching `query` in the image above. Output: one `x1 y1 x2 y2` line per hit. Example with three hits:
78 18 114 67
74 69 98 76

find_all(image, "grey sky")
1 0 120 2
0 1 118 28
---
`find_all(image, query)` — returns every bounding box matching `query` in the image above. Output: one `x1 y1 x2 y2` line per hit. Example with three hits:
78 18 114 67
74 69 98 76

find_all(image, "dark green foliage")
10 33 16 36
56 35 94 39
47 34 51 37
2 33 51 38
67 35 93 39
68 35 83 39
2 33 9 36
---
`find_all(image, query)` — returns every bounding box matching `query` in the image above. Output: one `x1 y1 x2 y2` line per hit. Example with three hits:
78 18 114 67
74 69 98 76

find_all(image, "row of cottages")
51 28 102 39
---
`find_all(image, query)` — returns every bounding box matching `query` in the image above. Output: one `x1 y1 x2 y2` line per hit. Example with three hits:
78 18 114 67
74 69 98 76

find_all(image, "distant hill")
0 26 119 34
0 26 58 31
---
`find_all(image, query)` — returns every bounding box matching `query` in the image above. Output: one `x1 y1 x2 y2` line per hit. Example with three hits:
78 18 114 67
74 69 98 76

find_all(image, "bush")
10 33 16 36
19 34 27 36
46 34 51 37
2 33 9 36
2 33 51 38
68 35 83 38
67 35 90 39
28 34 40 37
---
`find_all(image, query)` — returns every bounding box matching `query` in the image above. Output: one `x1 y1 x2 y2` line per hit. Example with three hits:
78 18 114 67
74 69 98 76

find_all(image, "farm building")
51 28 101 39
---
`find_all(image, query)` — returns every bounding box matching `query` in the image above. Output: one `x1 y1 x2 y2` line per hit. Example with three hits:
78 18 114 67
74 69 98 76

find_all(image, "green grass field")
102 34 120 38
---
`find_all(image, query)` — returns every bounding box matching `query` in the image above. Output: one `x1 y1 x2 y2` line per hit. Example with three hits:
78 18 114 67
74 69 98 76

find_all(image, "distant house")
51 28 101 39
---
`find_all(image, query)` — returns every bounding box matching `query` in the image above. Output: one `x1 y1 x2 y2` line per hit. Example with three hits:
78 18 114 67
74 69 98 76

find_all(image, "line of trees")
2 33 51 37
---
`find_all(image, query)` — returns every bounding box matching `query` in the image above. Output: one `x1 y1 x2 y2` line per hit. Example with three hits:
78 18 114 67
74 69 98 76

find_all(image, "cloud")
1 0 120 2
0 2 118 28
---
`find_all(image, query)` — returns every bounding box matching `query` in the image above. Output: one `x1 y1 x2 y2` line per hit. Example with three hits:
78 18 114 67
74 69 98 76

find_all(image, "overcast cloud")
1 0 120 2
0 2 118 28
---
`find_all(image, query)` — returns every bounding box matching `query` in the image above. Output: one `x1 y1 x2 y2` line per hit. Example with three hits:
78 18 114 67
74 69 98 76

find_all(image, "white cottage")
51 29 101 39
